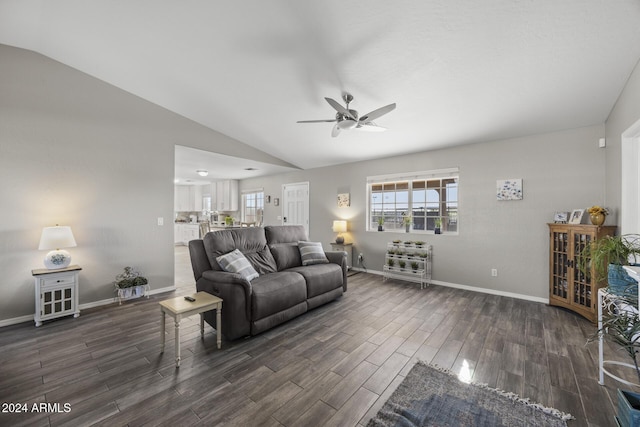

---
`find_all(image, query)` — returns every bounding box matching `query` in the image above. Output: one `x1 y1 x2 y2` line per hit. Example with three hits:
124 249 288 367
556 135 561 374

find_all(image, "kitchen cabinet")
174 185 203 211
174 224 200 245
214 180 238 211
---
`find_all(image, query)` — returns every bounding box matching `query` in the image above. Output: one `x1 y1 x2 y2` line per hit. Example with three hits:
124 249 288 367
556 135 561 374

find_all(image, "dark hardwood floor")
0 246 635 426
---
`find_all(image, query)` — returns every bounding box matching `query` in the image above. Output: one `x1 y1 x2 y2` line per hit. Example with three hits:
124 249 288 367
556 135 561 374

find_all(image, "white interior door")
282 182 310 236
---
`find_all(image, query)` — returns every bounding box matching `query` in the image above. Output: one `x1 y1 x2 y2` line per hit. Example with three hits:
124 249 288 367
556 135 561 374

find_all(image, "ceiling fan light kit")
298 93 396 137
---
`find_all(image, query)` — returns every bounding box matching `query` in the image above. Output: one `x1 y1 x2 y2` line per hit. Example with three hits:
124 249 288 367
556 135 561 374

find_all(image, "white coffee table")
159 291 223 367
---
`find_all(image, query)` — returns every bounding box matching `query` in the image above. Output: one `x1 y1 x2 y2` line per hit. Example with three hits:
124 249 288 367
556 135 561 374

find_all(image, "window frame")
241 188 264 225
366 168 459 234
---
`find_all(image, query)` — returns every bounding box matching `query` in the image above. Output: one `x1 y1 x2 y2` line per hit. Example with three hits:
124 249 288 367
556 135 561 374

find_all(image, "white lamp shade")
39 226 77 250
332 220 347 233
39 226 77 269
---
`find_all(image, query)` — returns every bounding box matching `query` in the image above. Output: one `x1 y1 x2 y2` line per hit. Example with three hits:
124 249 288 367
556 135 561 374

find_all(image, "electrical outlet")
157 217 164 226
491 268 498 277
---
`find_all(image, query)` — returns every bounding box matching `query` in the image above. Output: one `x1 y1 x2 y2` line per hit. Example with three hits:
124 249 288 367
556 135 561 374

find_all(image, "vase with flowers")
587 205 609 226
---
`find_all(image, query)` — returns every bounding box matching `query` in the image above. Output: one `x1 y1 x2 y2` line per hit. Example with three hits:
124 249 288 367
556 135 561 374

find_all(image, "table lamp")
332 220 347 244
38 225 77 269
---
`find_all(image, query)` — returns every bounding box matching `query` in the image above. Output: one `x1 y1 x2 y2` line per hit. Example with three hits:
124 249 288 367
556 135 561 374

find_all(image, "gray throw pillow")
216 249 259 281
298 241 329 266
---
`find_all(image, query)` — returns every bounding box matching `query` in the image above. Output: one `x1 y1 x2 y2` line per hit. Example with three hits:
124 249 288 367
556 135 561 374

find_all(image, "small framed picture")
569 209 584 224
337 193 350 208
554 212 568 223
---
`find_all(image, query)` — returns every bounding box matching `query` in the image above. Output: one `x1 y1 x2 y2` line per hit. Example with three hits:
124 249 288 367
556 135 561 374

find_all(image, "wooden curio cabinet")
548 223 616 322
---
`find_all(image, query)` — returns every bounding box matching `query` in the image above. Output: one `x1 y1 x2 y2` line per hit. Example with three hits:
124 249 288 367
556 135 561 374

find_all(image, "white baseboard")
0 314 33 328
350 268 549 304
0 285 177 328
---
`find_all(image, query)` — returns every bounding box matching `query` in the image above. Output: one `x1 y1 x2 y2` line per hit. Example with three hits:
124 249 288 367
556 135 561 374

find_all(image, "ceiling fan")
297 93 396 137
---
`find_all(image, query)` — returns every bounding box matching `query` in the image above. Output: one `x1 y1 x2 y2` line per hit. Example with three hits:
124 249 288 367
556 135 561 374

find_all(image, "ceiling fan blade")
331 123 341 138
359 103 396 122
356 122 387 132
297 119 338 123
325 97 355 120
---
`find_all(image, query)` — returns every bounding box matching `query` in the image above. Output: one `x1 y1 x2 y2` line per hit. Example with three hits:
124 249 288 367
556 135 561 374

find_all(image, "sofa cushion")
265 225 309 244
266 225 309 271
250 272 307 320
298 241 329 266
288 263 344 298
203 227 277 275
216 249 259 281
269 244 302 271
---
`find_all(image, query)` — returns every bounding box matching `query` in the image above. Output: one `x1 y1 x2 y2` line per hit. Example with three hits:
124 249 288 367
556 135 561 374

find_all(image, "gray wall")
242 125 607 301
0 44 293 323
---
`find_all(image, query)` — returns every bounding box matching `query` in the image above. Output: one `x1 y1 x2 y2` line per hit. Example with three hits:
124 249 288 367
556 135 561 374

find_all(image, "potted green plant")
582 235 640 425
589 294 640 426
580 234 640 296
114 266 149 304
434 218 442 234
398 260 406 270
403 215 412 233
377 216 385 231
387 258 395 268
411 261 419 272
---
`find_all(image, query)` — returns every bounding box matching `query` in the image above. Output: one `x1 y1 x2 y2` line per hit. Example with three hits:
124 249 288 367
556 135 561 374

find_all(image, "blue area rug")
368 362 573 427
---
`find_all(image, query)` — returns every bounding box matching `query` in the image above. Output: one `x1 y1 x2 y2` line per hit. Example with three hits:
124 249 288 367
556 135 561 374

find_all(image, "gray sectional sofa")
188 225 347 340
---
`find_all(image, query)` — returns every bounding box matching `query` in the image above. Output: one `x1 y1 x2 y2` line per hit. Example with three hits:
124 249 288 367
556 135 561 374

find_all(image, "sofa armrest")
201 270 252 293
325 250 348 291
201 270 253 319
189 239 212 282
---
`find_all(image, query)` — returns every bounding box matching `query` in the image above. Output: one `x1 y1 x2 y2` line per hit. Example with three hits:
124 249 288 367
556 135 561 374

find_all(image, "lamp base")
335 235 345 244
44 249 72 269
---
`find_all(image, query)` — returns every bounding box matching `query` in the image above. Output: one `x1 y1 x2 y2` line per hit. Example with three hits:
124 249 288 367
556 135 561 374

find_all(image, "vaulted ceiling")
2 0 640 172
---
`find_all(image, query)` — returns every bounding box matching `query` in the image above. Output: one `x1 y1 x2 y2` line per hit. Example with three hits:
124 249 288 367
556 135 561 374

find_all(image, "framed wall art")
337 193 350 208
496 179 523 201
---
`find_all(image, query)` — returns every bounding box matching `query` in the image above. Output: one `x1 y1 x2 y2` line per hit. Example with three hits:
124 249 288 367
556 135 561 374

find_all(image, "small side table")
32 265 82 327
330 242 353 270
159 291 223 368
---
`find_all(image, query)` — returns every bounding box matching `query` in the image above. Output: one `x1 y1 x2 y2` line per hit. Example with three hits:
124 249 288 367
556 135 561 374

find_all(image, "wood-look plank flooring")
0 246 635 426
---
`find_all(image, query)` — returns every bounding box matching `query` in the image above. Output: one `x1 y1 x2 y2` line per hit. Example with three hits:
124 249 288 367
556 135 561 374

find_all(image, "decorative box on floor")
114 266 150 304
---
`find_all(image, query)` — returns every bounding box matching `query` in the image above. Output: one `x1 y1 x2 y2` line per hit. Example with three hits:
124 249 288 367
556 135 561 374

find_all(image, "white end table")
32 265 82 327
159 291 223 368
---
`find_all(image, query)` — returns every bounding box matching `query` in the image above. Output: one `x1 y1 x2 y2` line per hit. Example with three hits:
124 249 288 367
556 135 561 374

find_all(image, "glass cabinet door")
551 230 569 301
572 230 593 310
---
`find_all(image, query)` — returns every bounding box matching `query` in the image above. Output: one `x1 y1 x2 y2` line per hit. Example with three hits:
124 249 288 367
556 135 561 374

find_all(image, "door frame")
281 181 310 235
622 118 640 234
